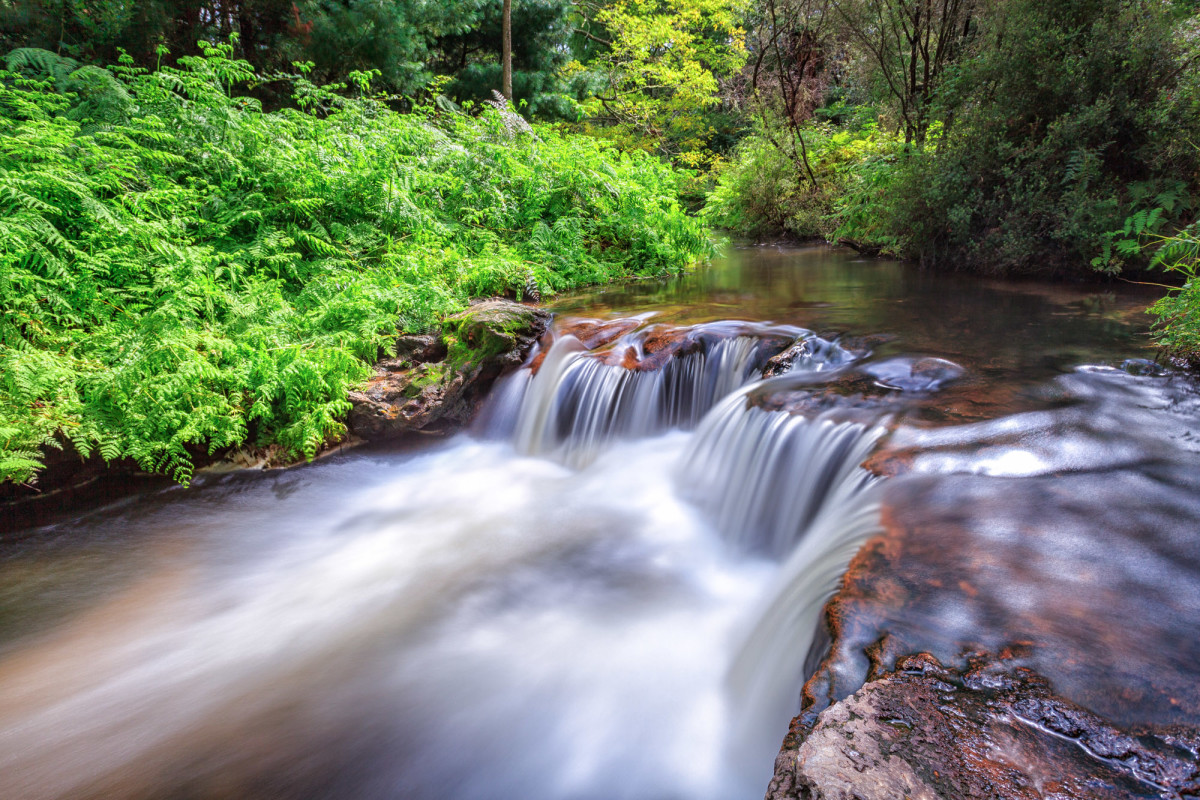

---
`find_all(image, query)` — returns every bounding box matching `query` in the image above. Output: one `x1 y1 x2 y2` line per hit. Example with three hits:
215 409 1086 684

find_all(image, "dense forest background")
2 0 1199 485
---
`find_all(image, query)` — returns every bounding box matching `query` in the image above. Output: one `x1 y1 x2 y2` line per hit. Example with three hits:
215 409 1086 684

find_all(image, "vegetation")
4 0 1200 488
1148 226 1200 364
569 0 750 166
0 43 709 485
707 0 1200 358
0 0 589 115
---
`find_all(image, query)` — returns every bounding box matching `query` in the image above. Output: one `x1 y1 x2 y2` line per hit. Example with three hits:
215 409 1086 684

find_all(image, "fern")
0 43 709 485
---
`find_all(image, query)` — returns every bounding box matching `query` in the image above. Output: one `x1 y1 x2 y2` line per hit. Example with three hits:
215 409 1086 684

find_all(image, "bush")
704 118 899 241
0 44 710 485
874 0 1199 274
1148 225 1200 363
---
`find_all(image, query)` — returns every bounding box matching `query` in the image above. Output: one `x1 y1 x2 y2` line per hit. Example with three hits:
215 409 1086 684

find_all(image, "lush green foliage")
0 0 753 161
881 0 1199 274
0 0 585 115
707 0 1200 358
705 113 897 241
570 0 751 166
712 0 1200 265
1148 226 1200 362
0 45 709 485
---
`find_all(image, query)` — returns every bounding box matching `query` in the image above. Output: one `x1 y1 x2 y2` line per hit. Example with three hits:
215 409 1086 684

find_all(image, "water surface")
2 244 1196 799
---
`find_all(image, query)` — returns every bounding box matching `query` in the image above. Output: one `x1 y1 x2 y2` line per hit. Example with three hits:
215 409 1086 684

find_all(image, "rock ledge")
768 652 1200 800
347 299 550 439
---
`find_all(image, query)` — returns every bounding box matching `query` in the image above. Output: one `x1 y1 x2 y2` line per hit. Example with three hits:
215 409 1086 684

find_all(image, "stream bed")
2 244 1198 799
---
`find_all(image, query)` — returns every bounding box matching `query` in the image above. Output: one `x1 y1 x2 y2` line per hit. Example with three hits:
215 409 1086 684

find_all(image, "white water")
510 334 766 466
0 325 885 800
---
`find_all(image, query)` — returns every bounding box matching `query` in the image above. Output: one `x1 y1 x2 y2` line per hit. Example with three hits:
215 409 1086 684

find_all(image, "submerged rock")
348 299 550 438
770 652 1200 800
863 356 965 392
555 316 644 350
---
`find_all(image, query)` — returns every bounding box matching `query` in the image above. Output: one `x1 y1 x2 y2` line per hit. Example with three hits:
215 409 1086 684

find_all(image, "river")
1 244 1197 799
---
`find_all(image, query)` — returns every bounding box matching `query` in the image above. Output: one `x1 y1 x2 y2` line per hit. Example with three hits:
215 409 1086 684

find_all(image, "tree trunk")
501 0 513 101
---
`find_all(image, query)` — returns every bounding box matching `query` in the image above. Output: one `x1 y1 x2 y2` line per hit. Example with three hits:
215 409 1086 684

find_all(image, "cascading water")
679 379 885 559
3 243 1190 800
510 333 764 466
497 321 853 467
675 376 887 771
0 316 887 800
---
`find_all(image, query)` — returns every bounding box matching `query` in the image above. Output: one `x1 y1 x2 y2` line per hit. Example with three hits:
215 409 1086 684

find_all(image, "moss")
402 363 450 398
440 301 545 371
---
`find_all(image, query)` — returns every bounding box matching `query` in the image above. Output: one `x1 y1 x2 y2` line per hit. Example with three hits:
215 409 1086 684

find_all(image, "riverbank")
0 45 710 492
1 297 553 532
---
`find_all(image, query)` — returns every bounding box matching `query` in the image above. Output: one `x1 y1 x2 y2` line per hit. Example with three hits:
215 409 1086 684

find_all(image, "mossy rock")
441 299 551 373
348 299 550 439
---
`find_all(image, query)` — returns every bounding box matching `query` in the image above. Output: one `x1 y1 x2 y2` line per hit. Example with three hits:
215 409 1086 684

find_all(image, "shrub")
704 118 899 242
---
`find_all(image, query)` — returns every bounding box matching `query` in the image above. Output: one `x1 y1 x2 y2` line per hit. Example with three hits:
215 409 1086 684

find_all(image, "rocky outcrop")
347 299 550 439
762 381 1200 800
769 651 1200 800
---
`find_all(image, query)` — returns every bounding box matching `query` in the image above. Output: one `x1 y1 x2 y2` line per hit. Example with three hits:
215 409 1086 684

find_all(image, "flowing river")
2 244 1198 799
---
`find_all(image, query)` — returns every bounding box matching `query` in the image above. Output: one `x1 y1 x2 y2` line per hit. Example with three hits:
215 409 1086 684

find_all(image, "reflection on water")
1 244 1195 799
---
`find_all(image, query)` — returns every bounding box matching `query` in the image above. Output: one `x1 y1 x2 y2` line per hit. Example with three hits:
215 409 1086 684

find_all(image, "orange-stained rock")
554 316 643 350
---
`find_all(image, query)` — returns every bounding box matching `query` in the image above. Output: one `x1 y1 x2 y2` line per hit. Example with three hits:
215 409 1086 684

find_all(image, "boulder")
768 652 1200 800
347 299 550 439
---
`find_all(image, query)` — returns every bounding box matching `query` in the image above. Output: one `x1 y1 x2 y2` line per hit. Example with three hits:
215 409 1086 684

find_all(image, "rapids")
2 243 1198 800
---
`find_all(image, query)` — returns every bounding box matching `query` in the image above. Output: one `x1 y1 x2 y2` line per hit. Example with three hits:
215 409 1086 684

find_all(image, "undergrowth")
1147 225 1200 364
0 43 710 485
703 118 900 245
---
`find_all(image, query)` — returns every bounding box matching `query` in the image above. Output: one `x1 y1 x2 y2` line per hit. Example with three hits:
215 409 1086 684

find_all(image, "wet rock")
836 333 896 358
747 371 902 424
577 322 791 372
391 334 447 366
441 299 551 372
1121 358 1169 377
807 459 1200 730
863 356 965 392
771 652 1200 800
747 359 964 426
348 299 550 438
555 317 643 350
778 435 1200 800
604 324 707 371
762 337 853 378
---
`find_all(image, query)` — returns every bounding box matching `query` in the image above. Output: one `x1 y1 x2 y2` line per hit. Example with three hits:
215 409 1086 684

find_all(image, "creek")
1 244 1198 799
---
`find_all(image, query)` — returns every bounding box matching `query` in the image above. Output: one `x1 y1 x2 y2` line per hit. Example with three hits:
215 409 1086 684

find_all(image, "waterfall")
673 378 887 771
489 319 888 780
722 481 884 770
679 384 885 558
510 334 767 466
482 319 859 467
0 313 891 800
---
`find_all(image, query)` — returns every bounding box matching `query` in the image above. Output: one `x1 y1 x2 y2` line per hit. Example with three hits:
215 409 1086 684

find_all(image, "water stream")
2 244 1197 799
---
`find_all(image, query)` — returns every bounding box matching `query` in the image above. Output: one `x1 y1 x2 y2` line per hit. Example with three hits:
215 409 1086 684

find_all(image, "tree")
570 0 751 162
432 0 578 118
879 0 1200 271
502 0 513 100
742 0 837 187
832 0 978 143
